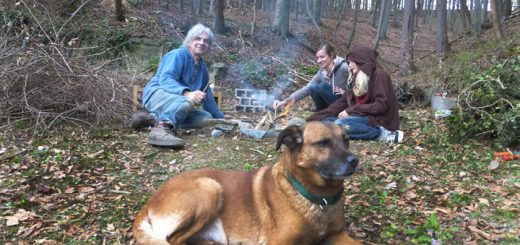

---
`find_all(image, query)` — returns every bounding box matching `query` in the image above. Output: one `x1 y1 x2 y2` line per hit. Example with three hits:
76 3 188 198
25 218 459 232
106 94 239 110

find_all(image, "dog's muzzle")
320 155 359 179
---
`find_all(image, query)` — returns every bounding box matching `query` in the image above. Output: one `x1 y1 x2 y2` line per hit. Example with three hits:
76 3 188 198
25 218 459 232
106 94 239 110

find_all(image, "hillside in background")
119 2 519 111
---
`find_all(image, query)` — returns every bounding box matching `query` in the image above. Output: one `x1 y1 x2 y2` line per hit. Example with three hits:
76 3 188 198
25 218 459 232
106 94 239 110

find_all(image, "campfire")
255 99 295 131
202 98 299 140
204 89 298 139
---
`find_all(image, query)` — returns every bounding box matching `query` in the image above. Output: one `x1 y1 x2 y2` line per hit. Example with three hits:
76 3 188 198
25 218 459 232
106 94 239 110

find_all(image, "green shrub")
143 56 161 74
0 5 29 30
228 52 240 62
166 39 183 51
432 41 520 146
239 59 274 88
296 63 320 76
405 213 459 244
81 21 136 60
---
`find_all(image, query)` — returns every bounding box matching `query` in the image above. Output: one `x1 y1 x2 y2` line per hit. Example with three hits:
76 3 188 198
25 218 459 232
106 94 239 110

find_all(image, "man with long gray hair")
133 23 224 148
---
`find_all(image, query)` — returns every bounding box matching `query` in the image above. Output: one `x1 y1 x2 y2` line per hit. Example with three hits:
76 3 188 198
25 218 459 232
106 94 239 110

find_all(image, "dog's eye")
314 140 331 147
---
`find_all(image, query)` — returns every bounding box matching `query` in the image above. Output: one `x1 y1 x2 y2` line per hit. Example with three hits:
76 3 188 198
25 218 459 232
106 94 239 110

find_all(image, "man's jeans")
144 89 212 128
322 115 381 140
309 82 341 111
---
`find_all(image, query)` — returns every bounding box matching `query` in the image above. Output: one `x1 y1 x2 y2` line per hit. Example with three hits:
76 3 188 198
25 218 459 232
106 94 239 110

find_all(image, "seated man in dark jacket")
306 45 403 143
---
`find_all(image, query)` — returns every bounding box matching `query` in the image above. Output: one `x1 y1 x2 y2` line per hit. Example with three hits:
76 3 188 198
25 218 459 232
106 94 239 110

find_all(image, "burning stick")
279 99 295 117
274 99 295 121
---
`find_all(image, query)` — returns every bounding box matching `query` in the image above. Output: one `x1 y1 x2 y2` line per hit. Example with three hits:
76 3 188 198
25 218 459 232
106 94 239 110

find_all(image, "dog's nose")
347 155 359 169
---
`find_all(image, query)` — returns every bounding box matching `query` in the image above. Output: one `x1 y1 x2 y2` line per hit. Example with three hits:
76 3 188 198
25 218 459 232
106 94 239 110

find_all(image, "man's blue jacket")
143 45 224 118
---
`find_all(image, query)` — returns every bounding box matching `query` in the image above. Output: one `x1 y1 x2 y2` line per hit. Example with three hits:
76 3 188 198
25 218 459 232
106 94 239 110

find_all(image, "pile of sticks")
254 100 295 131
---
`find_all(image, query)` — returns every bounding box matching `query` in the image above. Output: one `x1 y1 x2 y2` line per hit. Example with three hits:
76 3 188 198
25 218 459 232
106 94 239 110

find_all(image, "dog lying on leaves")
133 121 361 245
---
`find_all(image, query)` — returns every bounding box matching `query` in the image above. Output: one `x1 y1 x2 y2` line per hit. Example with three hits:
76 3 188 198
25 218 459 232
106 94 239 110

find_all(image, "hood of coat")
346 45 378 78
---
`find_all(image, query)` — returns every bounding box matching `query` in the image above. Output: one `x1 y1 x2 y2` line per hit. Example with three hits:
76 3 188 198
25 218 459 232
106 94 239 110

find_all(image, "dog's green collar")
288 174 344 209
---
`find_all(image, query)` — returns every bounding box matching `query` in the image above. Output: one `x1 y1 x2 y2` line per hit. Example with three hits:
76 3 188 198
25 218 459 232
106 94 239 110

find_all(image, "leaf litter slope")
2 108 518 244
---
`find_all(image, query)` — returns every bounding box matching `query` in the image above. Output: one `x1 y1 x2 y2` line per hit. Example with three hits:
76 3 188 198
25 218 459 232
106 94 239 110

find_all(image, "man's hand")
185 90 206 104
338 110 349 119
272 100 286 110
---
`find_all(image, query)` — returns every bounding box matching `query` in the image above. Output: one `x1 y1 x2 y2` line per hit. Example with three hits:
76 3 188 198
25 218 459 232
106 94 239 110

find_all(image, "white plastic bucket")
431 94 456 111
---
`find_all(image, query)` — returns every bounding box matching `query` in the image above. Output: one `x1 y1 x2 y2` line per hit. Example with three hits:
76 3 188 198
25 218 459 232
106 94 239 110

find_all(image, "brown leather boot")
147 122 185 148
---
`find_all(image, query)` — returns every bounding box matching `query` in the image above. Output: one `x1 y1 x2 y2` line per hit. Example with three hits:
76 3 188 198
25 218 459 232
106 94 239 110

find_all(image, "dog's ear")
276 125 303 151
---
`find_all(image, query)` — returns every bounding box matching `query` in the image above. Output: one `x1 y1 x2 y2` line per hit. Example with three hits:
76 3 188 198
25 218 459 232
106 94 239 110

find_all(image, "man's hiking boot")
147 122 185 148
131 111 156 130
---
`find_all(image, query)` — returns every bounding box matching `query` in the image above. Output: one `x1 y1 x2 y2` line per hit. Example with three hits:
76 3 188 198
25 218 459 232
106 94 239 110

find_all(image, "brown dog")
133 121 361 245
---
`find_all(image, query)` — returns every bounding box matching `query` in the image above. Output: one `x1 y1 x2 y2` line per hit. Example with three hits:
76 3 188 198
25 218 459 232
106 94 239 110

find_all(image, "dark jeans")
322 115 381 140
309 82 341 111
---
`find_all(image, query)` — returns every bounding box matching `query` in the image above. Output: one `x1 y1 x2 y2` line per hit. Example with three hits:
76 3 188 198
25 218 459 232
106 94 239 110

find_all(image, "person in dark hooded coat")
306 45 403 143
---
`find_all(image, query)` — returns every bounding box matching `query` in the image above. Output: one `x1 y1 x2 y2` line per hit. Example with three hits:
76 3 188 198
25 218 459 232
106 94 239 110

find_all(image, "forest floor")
1 4 519 245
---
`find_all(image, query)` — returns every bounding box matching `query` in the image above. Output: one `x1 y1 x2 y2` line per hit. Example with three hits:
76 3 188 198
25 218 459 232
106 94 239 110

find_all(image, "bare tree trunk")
380 0 391 36
193 0 202 17
447 0 455 31
374 0 391 50
272 0 290 38
482 0 488 22
446 0 452 28
251 0 258 35
415 0 422 29
491 0 504 39
458 0 468 29
304 0 324 42
460 0 472 29
400 0 415 74
199 0 205 16
190 0 196 17
333 0 348 38
345 0 352 9
293 0 300 21
347 0 361 49
422 0 429 24
312 0 322 25
392 0 400 27
114 0 124 21
368 0 380 26
209 0 215 16
262 0 269 11
137 0 144 10
213 0 226 33
436 0 450 57
267 0 272 23
473 0 482 35
428 2 434 30
424 0 434 30
503 0 512 17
